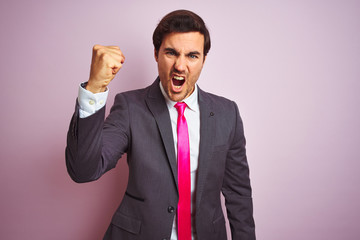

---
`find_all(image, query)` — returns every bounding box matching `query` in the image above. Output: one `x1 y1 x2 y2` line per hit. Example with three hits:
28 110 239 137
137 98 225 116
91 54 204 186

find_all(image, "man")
66 10 255 240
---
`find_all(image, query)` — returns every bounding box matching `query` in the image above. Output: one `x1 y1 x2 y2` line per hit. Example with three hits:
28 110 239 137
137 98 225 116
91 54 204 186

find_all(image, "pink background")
1 0 359 239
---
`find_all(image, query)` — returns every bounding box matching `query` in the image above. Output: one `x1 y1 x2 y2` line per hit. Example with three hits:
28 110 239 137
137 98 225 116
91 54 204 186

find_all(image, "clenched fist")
86 45 125 93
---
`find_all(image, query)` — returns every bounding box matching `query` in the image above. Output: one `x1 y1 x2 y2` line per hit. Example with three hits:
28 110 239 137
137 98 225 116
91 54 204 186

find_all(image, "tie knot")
175 102 187 116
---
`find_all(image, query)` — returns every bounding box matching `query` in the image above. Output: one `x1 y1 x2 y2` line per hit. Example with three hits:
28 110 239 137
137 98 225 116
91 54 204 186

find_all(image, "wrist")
85 81 107 93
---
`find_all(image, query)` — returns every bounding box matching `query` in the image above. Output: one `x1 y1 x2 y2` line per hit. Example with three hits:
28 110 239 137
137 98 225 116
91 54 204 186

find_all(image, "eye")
188 54 199 59
165 50 177 56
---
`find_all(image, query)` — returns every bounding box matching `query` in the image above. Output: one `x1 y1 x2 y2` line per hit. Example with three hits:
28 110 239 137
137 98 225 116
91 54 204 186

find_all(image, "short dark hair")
153 10 211 57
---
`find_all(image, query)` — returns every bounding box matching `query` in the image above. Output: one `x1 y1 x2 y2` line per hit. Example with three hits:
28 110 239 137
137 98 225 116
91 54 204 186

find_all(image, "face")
155 32 206 102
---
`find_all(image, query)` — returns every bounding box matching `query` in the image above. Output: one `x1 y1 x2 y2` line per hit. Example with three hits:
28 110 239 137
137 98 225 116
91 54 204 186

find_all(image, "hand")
86 45 125 93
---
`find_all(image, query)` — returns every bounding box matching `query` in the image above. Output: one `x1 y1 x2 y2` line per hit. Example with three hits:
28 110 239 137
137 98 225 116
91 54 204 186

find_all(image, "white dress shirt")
77 82 200 239
159 82 200 240
77 83 108 118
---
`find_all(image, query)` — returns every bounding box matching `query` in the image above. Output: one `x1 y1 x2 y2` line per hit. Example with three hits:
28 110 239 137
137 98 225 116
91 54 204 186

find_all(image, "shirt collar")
159 81 199 112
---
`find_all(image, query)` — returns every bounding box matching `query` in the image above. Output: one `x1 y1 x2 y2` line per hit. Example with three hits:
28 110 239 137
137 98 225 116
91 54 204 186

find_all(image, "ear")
203 55 207 64
154 49 158 62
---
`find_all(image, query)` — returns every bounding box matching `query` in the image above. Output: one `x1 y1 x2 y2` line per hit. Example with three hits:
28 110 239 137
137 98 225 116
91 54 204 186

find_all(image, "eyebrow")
187 51 201 56
164 48 179 55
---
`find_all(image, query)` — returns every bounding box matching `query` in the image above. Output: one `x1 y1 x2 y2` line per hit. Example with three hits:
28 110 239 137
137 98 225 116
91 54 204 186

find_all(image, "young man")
66 10 255 240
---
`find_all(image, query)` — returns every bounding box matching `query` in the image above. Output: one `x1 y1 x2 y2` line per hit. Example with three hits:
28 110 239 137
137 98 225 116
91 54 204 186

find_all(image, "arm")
65 45 127 183
221 102 256 240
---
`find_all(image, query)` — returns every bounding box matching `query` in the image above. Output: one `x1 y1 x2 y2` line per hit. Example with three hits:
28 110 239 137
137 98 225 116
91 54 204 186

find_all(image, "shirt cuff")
77 82 108 118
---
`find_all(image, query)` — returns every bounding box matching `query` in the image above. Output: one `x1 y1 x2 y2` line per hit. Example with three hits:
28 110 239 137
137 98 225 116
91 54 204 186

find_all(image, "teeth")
173 76 184 80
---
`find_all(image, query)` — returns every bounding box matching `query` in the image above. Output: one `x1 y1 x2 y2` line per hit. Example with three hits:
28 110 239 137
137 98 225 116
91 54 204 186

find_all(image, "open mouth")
172 76 185 89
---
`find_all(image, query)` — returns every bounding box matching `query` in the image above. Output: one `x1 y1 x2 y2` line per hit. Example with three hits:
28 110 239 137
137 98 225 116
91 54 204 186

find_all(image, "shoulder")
198 86 239 113
112 83 156 108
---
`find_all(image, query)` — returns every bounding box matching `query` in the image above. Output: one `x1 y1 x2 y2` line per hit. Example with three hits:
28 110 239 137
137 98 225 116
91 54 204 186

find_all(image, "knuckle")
96 48 107 58
93 44 101 51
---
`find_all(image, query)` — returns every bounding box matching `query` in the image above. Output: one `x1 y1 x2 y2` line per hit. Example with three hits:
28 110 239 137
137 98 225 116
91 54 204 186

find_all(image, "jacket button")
167 206 175 213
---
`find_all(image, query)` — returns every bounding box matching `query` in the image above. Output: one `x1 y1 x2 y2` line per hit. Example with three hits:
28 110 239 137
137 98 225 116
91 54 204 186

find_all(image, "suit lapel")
144 80 216 206
195 88 216 211
145 79 178 188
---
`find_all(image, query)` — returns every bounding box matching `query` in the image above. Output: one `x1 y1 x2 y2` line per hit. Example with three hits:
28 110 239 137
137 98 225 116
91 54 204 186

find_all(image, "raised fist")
86 45 125 93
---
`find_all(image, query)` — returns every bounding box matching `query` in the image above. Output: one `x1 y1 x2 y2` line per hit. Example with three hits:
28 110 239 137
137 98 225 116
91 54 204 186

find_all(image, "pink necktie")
174 102 191 240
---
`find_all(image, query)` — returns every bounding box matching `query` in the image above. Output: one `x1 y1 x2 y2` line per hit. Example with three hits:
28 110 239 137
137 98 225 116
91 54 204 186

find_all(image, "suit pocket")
111 211 141 234
125 191 145 202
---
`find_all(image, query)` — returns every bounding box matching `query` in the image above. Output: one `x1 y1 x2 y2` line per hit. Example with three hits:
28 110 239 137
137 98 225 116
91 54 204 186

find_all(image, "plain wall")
1 0 359 239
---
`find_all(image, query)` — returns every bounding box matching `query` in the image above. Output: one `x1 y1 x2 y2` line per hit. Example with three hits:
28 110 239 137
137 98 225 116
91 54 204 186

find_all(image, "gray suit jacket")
66 78 255 240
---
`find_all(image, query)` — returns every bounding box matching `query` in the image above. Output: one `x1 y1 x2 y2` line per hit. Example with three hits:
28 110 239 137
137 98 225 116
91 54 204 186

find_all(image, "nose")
174 55 186 73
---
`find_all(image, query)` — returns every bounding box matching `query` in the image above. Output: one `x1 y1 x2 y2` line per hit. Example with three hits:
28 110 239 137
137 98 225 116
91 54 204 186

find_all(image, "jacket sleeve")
65 94 130 183
221 101 256 239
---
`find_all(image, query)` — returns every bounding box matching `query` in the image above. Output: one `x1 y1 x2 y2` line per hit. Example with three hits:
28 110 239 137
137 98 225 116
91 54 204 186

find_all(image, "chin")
168 93 185 102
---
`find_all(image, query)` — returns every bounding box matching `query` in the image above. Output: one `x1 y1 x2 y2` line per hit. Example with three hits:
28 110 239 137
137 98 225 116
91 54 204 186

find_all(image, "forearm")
222 152 255 240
